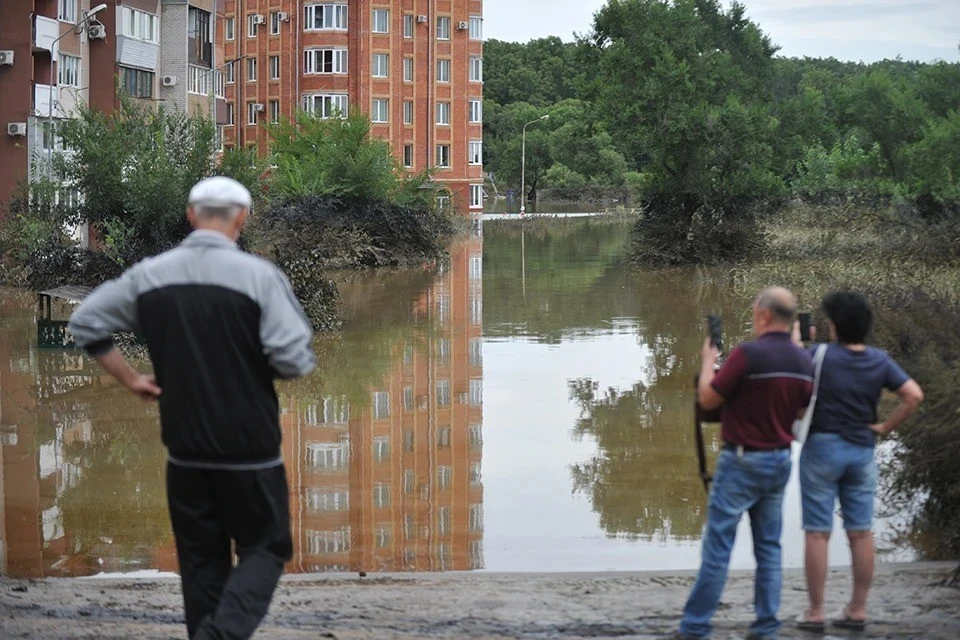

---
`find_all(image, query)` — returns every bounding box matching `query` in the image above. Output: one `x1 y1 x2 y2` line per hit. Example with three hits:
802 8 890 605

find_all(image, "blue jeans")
800 432 877 532
679 448 792 639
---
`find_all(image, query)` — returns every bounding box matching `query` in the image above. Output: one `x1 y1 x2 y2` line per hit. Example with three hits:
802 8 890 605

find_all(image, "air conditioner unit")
278 11 289 21
88 24 107 39
0 51 14 66
7 122 27 137
416 15 427 23
162 75 178 87
457 21 468 30
252 103 265 112
252 14 266 25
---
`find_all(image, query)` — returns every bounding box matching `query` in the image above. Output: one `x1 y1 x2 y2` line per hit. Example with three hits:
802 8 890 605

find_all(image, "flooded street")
0 219 909 579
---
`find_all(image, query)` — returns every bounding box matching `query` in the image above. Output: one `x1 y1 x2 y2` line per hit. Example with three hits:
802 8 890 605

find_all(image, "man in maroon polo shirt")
670 287 814 640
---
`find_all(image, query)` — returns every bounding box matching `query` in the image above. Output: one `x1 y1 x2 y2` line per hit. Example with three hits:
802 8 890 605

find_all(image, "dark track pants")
167 462 293 640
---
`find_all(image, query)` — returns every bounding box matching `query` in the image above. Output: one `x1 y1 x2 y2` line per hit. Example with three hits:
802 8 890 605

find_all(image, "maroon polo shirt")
711 332 814 449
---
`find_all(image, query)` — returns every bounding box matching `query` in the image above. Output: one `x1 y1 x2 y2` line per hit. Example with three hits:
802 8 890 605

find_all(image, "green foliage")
483 37 584 107
792 134 888 199
905 110 960 216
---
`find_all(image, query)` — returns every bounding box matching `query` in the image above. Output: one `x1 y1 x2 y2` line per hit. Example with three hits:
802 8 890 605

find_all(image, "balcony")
34 16 59 53
35 83 56 117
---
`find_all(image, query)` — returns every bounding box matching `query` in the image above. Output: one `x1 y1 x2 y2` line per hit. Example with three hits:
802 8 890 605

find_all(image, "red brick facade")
221 0 484 212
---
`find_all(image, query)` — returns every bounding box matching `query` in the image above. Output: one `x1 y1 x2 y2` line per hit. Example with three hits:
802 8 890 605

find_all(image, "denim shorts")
799 432 878 532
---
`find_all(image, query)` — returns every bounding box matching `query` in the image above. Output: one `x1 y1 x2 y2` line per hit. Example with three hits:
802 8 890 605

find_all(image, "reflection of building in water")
284 239 485 572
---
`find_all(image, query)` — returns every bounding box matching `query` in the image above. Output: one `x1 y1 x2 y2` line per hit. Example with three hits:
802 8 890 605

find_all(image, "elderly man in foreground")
669 287 814 640
68 177 316 640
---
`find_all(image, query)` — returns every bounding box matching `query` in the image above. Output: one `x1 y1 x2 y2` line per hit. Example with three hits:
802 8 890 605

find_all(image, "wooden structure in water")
36 286 92 350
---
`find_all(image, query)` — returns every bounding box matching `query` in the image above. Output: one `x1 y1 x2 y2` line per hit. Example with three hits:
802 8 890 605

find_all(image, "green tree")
906 110 960 214
483 37 584 107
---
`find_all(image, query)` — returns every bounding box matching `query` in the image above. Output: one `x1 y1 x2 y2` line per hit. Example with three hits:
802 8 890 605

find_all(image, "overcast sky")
483 0 960 63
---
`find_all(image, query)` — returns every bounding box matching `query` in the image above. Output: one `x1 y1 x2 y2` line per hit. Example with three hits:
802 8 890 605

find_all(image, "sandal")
832 609 867 632
796 612 825 633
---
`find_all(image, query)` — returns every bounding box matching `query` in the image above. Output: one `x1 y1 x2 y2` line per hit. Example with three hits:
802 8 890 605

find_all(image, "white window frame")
187 65 210 95
247 13 259 38
304 48 348 75
469 140 482 165
470 184 483 209
436 16 450 40
403 14 414 38
403 100 414 125
372 98 389 124
225 16 235 40
470 56 483 82
469 15 483 40
469 99 482 123
372 53 389 78
269 100 280 123
269 55 280 80
403 57 414 82
270 11 281 35
59 54 81 88
225 62 235 83
121 7 159 43
372 9 389 34
403 144 413 168
247 101 260 125
436 145 450 168
303 93 349 119
246 57 257 82
436 101 450 126
373 391 390 419
304 4 348 31
58 0 77 23
226 102 235 125
436 59 451 83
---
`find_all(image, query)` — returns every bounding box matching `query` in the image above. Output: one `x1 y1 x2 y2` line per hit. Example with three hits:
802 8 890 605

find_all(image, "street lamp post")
520 114 549 216
46 3 107 180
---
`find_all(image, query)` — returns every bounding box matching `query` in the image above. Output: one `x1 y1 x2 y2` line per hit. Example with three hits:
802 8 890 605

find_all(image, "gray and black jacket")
68 230 316 469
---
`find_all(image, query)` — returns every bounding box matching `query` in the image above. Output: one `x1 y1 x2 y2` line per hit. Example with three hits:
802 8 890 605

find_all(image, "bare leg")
804 531 830 621
846 530 874 620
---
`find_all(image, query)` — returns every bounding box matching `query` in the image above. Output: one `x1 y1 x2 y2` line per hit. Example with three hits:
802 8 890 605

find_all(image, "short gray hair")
756 287 797 324
193 204 244 221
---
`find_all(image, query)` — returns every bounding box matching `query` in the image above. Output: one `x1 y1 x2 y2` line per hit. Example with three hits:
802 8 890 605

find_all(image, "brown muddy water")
0 220 910 579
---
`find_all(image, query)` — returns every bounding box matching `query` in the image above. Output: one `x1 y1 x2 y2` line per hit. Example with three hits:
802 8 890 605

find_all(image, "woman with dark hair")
796 291 924 633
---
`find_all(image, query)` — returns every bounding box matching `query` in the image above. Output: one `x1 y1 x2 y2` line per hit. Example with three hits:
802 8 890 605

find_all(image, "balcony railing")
34 16 59 52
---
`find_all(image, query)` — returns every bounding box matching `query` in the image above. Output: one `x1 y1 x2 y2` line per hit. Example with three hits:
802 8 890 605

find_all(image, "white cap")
188 176 252 209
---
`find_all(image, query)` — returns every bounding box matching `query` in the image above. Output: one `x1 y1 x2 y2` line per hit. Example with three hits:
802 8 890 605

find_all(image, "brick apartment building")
0 0 227 224
221 0 485 213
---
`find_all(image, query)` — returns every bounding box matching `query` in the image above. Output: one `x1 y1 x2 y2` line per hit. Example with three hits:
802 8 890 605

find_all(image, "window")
438 293 451 321
470 379 483 406
269 55 280 80
403 101 414 125
304 48 347 74
470 255 482 280
471 294 482 325
469 15 483 40
187 65 211 95
247 57 257 81
436 59 450 83
373 391 390 419
58 0 76 23
437 426 452 448
403 58 414 82
189 8 212 64
469 100 482 123
373 483 391 508
404 515 415 541
372 53 389 78
306 527 350 554
470 184 483 210
403 14 414 38
226 102 235 125
470 504 484 531
404 429 414 453
436 102 450 125
372 9 389 33
437 338 451 363
469 140 483 165
247 101 261 125
306 488 349 512
403 386 414 411
436 16 450 40
323 396 350 424
225 16 235 40
269 100 280 123
373 436 390 462
470 57 483 82
225 62 235 83
59 54 80 87
304 4 348 30
270 11 281 35
404 470 415 495
470 462 482 486
121 7 159 42
372 99 389 123
437 379 451 407
437 466 452 490
119 66 154 98
376 526 391 548
304 93 348 119
247 14 261 37
403 144 413 167
305 440 350 470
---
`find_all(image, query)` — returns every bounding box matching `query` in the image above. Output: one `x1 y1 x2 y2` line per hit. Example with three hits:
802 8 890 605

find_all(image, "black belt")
723 442 790 453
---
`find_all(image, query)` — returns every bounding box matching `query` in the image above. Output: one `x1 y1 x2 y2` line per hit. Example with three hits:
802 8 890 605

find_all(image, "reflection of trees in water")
569 376 717 541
